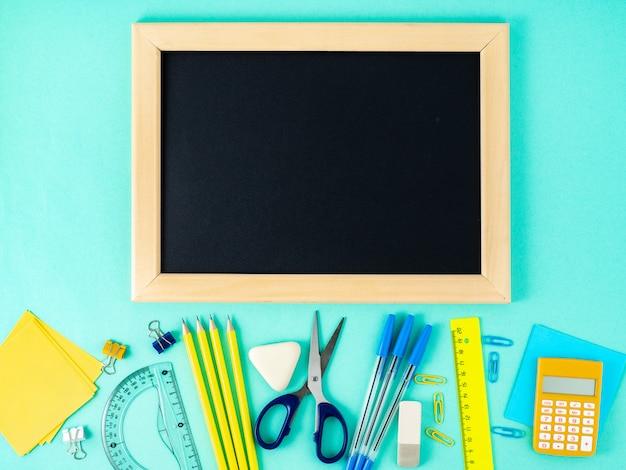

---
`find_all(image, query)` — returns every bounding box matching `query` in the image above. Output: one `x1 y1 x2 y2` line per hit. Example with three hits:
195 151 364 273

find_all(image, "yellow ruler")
450 317 494 470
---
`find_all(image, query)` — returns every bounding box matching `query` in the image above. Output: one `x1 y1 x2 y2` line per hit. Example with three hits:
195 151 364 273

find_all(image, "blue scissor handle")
254 393 301 449
313 402 348 464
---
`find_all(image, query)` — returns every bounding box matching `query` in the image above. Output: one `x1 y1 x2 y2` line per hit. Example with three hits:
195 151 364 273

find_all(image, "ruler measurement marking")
451 318 494 470
101 362 202 470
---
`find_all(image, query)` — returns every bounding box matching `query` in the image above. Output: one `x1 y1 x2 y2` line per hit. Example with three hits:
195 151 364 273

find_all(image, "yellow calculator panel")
533 358 602 456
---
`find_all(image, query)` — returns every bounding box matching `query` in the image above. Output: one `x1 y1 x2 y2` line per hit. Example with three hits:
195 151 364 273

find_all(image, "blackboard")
161 51 481 275
132 23 510 303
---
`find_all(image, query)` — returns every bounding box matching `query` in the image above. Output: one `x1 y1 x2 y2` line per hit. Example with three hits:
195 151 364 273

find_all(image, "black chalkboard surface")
160 51 481 275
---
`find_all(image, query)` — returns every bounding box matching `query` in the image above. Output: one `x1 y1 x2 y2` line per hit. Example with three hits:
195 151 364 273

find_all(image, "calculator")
533 357 602 456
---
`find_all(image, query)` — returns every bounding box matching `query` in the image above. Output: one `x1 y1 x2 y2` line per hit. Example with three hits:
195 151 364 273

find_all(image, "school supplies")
433 392 445 425
413 374 447 385
148 320 176 353
397 401 421 468
346 314 395 470
0 311 102 456
101 362 202 470
491 426 525 438
487 351 500 383
482 336 514 347
354 324 432 470
227 316 259 470
532 357 602 456
62 426 86 460
195 317 238 469
209 316 248 470
255 312 348 463
248 341 301 391
450 317 494 470
424 427 455 447
355 316 414 469
505 324 626 431
181 320 227 470
101 340 126 375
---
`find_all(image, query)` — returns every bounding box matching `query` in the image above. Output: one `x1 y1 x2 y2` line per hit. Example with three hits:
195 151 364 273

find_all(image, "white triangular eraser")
248 341 301 391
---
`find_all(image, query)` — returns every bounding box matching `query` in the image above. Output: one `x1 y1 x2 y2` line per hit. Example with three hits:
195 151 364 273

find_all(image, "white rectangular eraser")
398 401 421 468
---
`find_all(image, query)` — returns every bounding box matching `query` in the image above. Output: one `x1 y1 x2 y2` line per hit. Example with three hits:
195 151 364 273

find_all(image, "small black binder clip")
148 320 176 354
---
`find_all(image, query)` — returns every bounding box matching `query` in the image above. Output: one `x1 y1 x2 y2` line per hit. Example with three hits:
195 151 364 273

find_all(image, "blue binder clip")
148 320 176 354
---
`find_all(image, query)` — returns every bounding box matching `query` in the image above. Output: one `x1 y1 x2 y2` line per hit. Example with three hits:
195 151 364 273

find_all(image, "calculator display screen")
542 376 596 396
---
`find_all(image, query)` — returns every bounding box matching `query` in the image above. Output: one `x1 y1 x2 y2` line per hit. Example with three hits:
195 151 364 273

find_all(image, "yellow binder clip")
101 340 126 375
433 391 445 424
425 427 454 447
413 373 447 385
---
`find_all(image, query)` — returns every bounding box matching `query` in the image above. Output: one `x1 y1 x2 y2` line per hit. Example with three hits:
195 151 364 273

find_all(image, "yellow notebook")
0 311 102 456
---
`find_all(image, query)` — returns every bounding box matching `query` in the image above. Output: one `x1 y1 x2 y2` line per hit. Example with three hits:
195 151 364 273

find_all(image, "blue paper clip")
491 426 526 438
482 335 514 347
148 320 176 354
487 351 499 383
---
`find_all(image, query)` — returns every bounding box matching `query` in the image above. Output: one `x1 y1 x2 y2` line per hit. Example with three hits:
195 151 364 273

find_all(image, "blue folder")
504 324 626 432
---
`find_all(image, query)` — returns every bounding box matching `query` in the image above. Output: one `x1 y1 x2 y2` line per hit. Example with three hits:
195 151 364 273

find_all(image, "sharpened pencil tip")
227 316 234 331
181 319 190 334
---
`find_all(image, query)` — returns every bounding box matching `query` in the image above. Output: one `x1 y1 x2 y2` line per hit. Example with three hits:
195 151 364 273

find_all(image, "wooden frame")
132 22 510 303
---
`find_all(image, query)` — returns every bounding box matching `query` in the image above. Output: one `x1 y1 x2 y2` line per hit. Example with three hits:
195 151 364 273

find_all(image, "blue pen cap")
407 324 433 366
392 315 414 357
376 314 395 357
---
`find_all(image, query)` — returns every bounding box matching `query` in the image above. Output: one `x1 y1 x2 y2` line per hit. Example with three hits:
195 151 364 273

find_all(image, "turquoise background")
1 1 625 469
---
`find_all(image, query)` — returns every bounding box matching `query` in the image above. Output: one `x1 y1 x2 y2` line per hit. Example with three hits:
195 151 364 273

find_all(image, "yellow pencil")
196 317 239 470
209 315 248 470
227 316 259 470
181 320 228 470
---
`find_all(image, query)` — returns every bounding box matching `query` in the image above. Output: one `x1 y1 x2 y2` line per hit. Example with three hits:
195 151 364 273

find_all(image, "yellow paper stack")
0 311 102 456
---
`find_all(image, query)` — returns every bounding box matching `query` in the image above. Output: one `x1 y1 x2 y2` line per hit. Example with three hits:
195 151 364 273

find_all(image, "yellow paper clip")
413 373 447 385
62 426 87 460
433 392 444 424
101 340 126 375
425 427 454 447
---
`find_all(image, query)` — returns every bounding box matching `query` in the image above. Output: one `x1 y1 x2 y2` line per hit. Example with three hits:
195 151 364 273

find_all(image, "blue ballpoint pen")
354 315 414 470
345 314 395 470
360 324 433 470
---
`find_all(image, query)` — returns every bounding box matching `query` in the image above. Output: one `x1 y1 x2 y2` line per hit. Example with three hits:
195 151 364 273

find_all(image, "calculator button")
538 441 550 450
569 417 580 424
583 410 595 417
554 434 565 441
567 434 579 442
570 402 581 408
581 436 593 452
552 443 564 450
555 416 566 424
555 408 567 415
583 402 595 409
539 432 551 440
541 407 553 414
582 418 594 426
567 426 579 434
566 443 578 451
569 409 581 416
540 415 552 423
542 400 554 406
540 424 552 431
582 427 594 435
556 400 567 407
554 425 566 433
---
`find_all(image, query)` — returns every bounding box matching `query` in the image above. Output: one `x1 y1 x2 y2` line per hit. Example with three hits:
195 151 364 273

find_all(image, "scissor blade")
320 316 345 376
308 311 322 382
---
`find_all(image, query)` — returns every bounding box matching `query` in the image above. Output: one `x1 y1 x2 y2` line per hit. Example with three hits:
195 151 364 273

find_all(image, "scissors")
254 312 348 463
